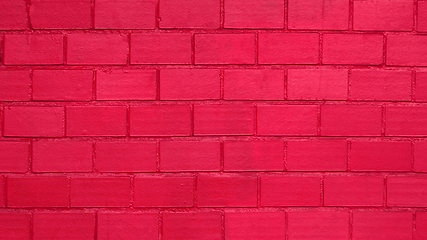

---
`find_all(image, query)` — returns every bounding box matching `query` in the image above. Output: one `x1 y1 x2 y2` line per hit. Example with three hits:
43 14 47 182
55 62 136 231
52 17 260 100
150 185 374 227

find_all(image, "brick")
350 69 411 101
261 176 321 206
30 0 91 29
0 212 30 240
257 105 318 136
194 105 254 136
95 0 155 29
197 175 257 207
0 71 30 101
387 35 427 66
98 212 158 240
225 212 286 240
386 106 427 136
323 34 383 65
195 34 255 64
287 69 348 100
33 70 93 101
160 141 220 171
7 177 68 207
224 0 284 29
4 34 63 65
67 34 128 65
0 0 27 30
354 0 413 31
415 141 427 172
160 69 220 100
0 142 28 172
387 177 427 207
224 141 284 171
97 70 156 100
163 212 221 240
258 33 319 64
286 140 347 171
131 34 191 64
159 0 220 28
287 211 349 240
353 212 413 240
288 0 348 30
415 212 427 240
321 105 382 136
66 106 127 136
350 141 412 171
419 2 427 32
95 141 156 172
70 177 130 207
224 69 284 100
416 72 427 101
130 105 191 136
134 177 194 207
33 212 95 240
4 107 64 137
32 141 92 172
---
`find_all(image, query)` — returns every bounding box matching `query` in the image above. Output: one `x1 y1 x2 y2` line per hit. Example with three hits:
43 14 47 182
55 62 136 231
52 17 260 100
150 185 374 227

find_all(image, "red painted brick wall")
0 0 426 239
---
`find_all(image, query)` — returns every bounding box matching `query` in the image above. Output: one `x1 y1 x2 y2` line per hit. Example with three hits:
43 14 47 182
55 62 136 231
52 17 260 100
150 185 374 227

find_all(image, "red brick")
0 0 27 30
257 105 318 136
131 34 191 64
134 177 194 207
261 176 321 206
415 212 427 240
287 211 349 240
159 0 220 28
33 70 93 101
350 69 411 101
194 105 254 136
97 70 156 100
32 141 92 172
386 106 427 136
224 0 284 29
416 72 427 101
67 34 128 65
350 141 411 171
30 0 91 29
224 69 284 100
197 175 257 207
419 2 427 32
160 69 220 100
163 212 221 240
4 34 63 65
7 177 68 207
95 0 155 29
224 141 284 171
287 140 347 171
4 107 64 137
415 141 427 172
287 69 348 100
0 142 28 173
33 212 95 240
387 35 427 66
387 177 427 207
288 0 348 30
98 212 158 240
353 211 413 240
130 105 191 136
0 71 30 101
258 33 319 64
160 141 220 171
0 212 30 240
323 34 383 65
70 177 130 207
321 105 382 136
66 106 127 136
95 141 156 172
225 212 286 240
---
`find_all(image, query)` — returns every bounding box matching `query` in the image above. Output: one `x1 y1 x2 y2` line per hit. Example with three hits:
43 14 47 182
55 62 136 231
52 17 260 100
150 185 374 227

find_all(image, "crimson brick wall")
0 0 427 239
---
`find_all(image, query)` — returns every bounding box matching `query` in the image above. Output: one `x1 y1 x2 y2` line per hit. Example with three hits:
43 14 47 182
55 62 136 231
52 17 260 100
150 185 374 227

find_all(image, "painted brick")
224 69 284 100
134 177 194 207
387 35 427 66
323 34 383 65
387 177 427 207
419 1 427 32
415 212 427 240
353 212 413 240
0 212 30 240
197 175 257 207
0 142 28 172
97 70 156 100
163 212 222 240
130 105 191 136
0 0 27 30
386 106 427 136
0 71 30 101
261 176 321 206
98 212 158 240
416 71 427 101
160 69 220 100
257 105 318 136
415 141 427 172
258 33 319 64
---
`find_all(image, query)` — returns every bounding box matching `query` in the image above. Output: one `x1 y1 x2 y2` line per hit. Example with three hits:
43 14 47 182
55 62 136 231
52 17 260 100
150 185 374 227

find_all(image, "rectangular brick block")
0 141 28 172
386 106 427 136
163 212 221 240
416 72 427 101
0 212 30 240
387 35 427 66
98 212 158 240
415 141 427 172
0 0 27 30
419 2 427 32
415 212 427 240
387 177 427 207
0 71 30 101
353 212 413 240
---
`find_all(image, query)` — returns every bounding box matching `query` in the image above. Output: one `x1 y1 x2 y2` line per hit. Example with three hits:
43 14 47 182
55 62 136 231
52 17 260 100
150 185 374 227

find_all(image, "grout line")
91 0 95 29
